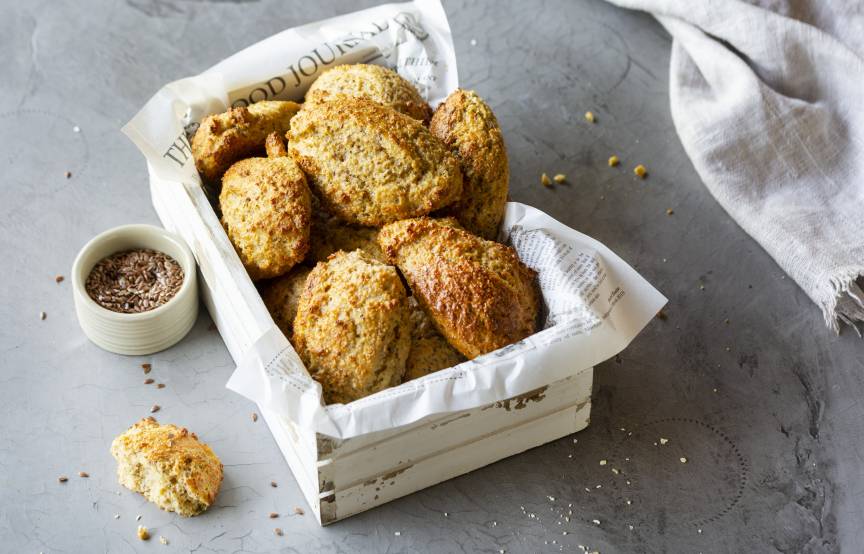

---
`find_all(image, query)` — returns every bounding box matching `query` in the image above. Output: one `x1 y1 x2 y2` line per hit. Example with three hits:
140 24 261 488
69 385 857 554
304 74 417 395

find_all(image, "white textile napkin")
608 0 864 332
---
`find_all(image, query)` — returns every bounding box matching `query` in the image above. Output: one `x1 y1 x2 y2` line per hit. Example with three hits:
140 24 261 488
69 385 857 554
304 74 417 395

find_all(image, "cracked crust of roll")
379 217 538 359
430 89 509 239
306 64 432 122
192 100 301 184
404 297 465 381
110 417 223 517
293 250 411 404
260 266 312 339
287 96 463 226
220 157 311 280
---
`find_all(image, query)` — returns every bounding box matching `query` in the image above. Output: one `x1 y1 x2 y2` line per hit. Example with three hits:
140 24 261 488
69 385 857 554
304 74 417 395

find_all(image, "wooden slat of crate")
318 369 593 494
321 397 591 524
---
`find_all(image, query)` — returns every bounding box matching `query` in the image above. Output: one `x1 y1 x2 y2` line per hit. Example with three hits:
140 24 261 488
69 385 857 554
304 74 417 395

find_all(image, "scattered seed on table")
634 164 647 178
270 481 278 488
150 405 160 413
156 383 165 389
666 208 674 215
55 275 65 283
585 111 596 123
294 507 304 515
680 457 688 464
269 512 278 519
142 363 152 374
144 379 155 385
136 514 142 521
159 536 168 545
65 171 72 179
608 155 620 167
541 173 552 187
553 174 566 184
58 475 68 483
599 460 607 466
251 413 258 423
274 528 283 536
78 471 89 478
659 438 669 445
114 514 120 519
40 311 47 320
137 525 150 541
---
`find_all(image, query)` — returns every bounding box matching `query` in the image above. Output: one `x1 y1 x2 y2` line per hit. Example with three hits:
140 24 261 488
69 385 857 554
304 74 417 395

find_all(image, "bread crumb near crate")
159 536 169 545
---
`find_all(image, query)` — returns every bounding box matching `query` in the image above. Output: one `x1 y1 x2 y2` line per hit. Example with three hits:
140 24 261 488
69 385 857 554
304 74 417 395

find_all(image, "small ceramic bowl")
72 224 199 355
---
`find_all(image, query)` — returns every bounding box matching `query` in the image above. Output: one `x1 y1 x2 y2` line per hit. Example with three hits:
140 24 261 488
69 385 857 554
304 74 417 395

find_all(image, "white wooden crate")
149 174 594 525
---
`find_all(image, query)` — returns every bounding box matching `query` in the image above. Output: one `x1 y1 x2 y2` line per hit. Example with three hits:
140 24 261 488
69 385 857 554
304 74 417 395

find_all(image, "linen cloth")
608 0 864 332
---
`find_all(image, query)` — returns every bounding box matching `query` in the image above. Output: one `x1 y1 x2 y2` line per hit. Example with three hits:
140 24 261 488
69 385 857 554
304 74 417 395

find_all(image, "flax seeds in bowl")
85 249 184 314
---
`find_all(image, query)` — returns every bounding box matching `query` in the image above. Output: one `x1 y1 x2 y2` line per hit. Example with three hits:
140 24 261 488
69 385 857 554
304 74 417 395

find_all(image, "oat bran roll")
192 100 301 184
287 96 463 226
110 417 223 517
305 64 432 122
379 217 538 359
430 89 509 239
260 265 312 340
293 250 412 404
404 297 465 381
219 156 312 280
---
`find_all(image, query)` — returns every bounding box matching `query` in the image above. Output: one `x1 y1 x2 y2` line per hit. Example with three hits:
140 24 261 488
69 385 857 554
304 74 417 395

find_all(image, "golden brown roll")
307 208 384 263
220 157 312 280
306 64 432 122
379 217 538 359
404 297 465 381
110 417 223 517
288 96 463 226
192 100 301 184
260 266 312 339
293 250 411 404
430 89 509 239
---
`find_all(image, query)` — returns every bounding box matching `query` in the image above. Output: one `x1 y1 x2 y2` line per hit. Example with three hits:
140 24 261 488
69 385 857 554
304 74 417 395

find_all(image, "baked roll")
288 96 462 226
379 217 538 359
430 89 509 239
192 100 301 184
219 156 312 280
110 417 223 517
293 250 411 404
306 64 431 122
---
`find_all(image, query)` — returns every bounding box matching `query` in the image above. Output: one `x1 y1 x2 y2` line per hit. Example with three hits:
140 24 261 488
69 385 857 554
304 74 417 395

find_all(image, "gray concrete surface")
1 0 861 552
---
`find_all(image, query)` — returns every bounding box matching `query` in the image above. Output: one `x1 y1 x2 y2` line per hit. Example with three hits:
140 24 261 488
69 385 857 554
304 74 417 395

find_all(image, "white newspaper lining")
122 0 667 440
